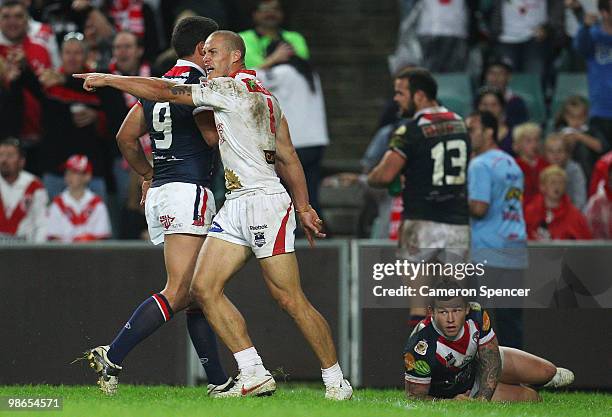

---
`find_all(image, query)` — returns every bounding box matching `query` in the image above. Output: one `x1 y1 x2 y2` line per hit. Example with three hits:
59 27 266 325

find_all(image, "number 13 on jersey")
431 139 467 186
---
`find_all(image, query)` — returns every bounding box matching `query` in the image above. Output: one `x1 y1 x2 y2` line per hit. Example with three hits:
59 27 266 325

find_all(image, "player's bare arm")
367 150 406 188
116 103 154 205
275 116 325 246
469 200 490 219
405 381 435 401
73 73 196 107
474 337 502 401
194 111 220 147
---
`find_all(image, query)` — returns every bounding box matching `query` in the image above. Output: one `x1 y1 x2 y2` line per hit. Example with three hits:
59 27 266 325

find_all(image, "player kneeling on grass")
404 281 574 401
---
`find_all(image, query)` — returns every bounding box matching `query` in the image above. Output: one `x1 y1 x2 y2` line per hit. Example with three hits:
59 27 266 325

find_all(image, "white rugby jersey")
190 69 286 199
47 189 111 242
0 171 48 242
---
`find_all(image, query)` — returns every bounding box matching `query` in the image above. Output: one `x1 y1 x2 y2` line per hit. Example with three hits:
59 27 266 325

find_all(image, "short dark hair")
396 68 437 101
598 0 611 12
469 110 499 144
0 137 25 157
431 280 469 309
171 16 219 59
476 86 506 110
1 0 24 8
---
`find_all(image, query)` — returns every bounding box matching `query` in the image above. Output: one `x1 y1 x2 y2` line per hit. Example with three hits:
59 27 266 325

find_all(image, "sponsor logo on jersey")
124 322 131 330
415 340 428 356
217 123 227 145
444 352 456 367
483 311 491 332
224 168 243 191
414 360 431 376
264 150 276 164
249 224 268 230
254 232 266 247
159 215 175 230
472 330 480 343
394 125 407 136
193 215 205 227
505 187 522 201
404 352 416 371
209 221 224 233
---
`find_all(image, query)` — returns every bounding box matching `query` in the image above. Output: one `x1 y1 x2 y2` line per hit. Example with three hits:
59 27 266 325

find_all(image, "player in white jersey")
0 138 47 242
75 30 353 400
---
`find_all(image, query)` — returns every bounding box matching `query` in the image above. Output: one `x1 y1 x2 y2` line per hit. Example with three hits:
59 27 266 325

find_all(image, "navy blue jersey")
403 303 495 398
389 107 470 225
141 60 215 188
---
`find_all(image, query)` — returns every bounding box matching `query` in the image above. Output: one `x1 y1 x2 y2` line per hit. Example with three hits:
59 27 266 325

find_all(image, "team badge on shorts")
159 215 175 230
254 232 266 247
414 340 428 356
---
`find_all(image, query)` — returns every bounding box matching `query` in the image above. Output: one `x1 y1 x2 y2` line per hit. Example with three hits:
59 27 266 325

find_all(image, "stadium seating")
434 73 473 117
551 72 589 118
508 73 546 124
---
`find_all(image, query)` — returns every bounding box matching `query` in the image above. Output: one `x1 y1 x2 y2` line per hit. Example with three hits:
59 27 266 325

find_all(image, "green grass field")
1 384 611 417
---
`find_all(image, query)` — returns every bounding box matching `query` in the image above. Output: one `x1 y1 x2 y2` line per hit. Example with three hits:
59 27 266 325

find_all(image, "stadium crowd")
0 0 611 243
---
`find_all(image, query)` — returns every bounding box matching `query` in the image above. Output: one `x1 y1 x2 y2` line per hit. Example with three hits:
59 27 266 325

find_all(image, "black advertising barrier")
0 241 348 385
352 240 612 389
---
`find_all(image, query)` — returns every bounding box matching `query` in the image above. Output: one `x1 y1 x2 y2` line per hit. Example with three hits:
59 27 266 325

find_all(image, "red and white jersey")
191 70 286 199
0 171 48 242
0 19 59 68
47 189 111 242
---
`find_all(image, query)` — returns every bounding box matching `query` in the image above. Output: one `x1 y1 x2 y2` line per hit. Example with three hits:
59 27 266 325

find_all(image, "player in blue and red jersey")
83 17 231 397
404 281 574 401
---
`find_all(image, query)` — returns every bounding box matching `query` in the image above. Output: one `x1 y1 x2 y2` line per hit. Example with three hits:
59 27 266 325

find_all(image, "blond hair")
513 122 542 151
540 165 567 185
544 133 571 153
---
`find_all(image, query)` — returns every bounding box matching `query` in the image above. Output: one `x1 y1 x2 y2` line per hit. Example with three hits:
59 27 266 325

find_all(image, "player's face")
0 144 24 178
432 298 468 338
203 36 234 79
64 170 90 191
394 78 414 117
0 5 28 42
485 65 510 91
466 116 485 153
541 174 566 202
61 40 86 74
112 33 142 73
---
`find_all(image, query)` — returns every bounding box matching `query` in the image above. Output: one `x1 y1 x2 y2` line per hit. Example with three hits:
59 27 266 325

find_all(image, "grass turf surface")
1 385 611 417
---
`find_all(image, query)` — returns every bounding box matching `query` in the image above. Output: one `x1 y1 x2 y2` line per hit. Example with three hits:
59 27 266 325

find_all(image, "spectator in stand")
489 0 564 81
239 0 309 70
47 154 111 242
9 33 125 201
466 110 527 349
0 0 60 68
544 133 587 209
513 122 549 207
0 0 52 164
476 87 513 155
572 0 612 149
584 164 612 238
481 56 529 128
414 0 479 72
589 150 612 195
554 95 608 178
0 137 47 242
525 165 592 240
257 40 329 221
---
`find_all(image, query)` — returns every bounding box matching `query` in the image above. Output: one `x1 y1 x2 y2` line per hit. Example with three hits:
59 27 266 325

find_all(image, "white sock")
321 362 343 388
234 347 267 377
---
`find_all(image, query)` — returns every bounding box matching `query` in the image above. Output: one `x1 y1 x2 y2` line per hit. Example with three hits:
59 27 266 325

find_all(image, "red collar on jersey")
229 69 257 78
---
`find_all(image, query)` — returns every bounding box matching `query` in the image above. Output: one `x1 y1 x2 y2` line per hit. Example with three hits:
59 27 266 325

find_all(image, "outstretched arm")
275 116 325 246
367 150 405 188
73 73 195 106
475 337 502 400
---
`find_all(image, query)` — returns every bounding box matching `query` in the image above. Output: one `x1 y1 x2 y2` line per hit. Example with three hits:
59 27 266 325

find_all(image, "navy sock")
107 293 173 365
186 308 228 385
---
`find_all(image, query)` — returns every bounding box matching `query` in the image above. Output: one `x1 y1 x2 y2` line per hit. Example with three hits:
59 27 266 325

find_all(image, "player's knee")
542 362 557 382
161 287 190 311
274 292 299 314
189 282 216 307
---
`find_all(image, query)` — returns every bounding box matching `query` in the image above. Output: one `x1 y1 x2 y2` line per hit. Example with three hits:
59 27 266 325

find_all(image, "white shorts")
145 182 216 245
398 219 470 263
208 191 295 258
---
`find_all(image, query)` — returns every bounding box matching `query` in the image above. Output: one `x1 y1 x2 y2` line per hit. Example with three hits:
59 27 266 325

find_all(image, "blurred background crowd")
0 0 611 243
